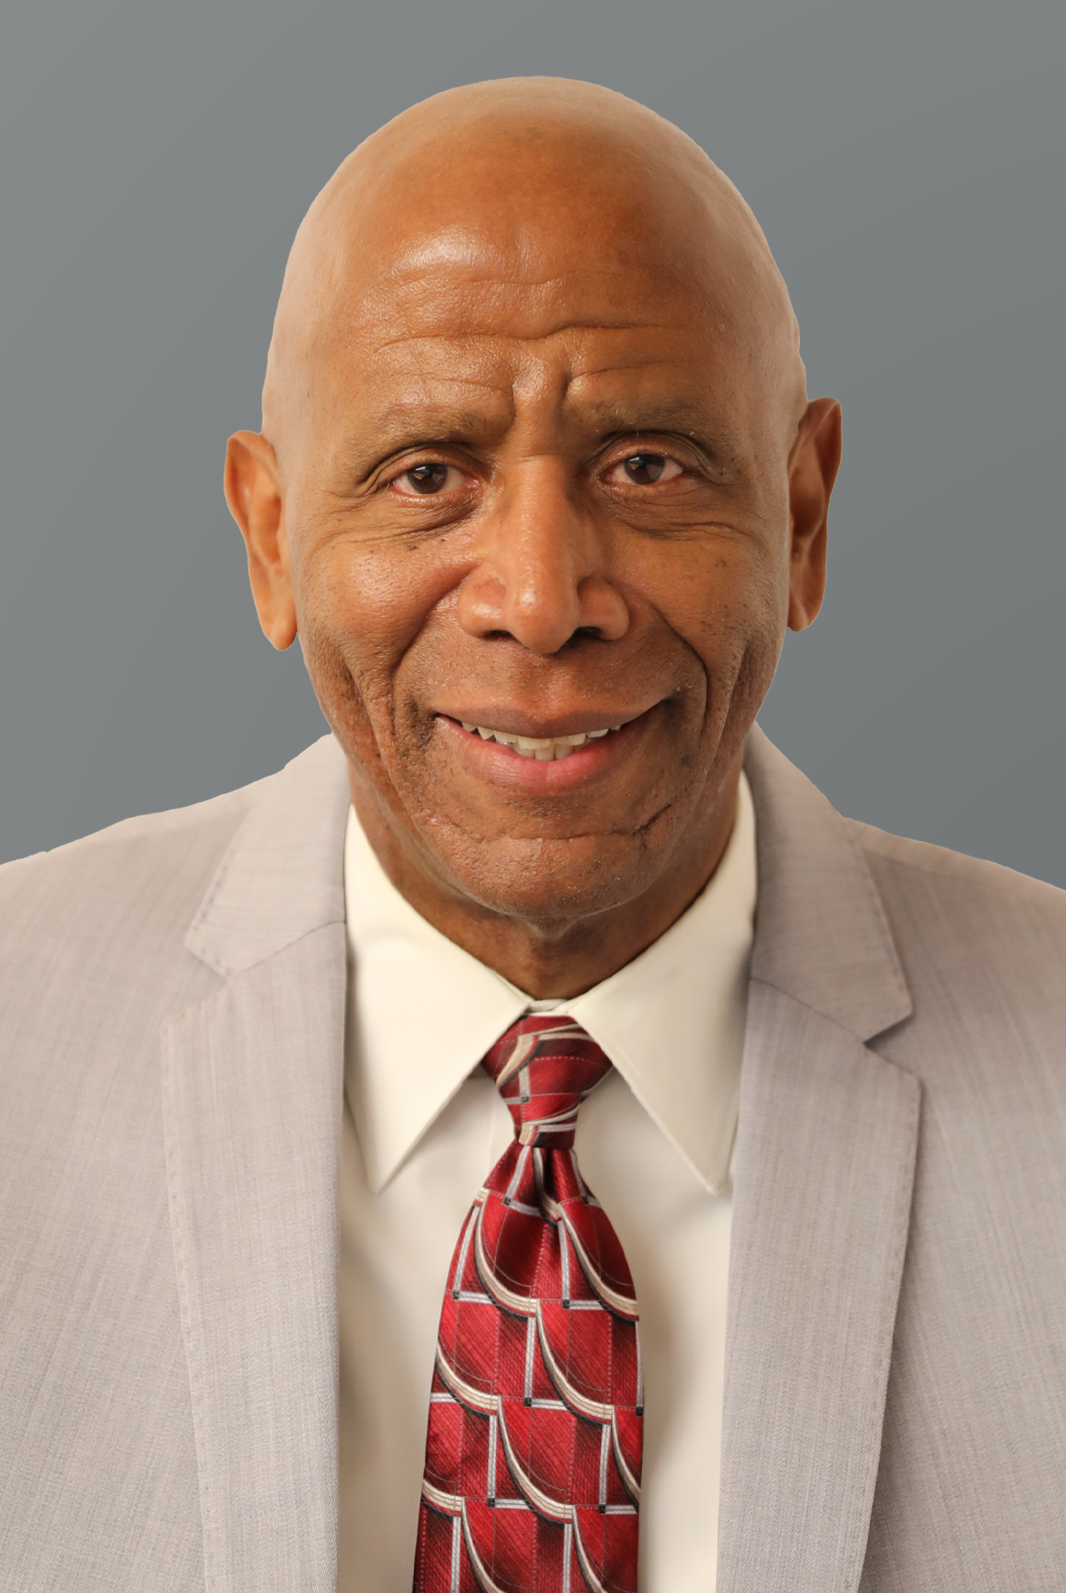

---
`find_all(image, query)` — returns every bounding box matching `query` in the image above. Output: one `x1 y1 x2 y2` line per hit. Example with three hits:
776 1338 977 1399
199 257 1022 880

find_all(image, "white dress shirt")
338 775 756 1592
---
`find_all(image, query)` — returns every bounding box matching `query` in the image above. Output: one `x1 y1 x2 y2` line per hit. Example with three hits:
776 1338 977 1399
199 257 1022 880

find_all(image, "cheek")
293 529 457 706
656 538 787 677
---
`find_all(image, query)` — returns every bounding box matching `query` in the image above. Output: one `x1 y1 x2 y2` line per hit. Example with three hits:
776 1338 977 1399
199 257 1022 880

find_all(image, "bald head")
262 78 805 458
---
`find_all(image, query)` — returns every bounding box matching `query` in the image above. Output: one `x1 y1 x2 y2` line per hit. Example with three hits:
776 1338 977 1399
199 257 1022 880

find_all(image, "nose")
456 459 630 655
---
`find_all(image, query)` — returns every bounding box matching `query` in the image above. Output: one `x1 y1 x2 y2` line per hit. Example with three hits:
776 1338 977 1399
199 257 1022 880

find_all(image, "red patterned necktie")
413 1014 643 1593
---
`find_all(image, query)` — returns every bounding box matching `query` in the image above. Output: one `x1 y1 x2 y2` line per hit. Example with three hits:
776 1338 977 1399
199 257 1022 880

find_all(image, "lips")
457 721 622 761
432 703 659 786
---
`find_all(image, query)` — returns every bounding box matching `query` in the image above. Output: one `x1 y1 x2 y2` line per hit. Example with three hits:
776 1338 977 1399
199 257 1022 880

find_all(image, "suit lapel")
717 730 920 1592
162 735 351 1593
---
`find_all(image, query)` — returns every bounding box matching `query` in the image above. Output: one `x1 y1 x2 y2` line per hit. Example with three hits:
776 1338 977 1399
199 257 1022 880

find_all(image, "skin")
225 78 842 999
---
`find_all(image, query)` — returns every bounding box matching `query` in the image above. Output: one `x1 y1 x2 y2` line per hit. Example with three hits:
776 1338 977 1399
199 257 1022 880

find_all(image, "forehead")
316 230 753 444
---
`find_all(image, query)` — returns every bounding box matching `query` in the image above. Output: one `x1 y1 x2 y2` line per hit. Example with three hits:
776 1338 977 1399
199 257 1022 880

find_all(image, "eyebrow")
342 402 511 470
566 392 718 437
341 390 726 480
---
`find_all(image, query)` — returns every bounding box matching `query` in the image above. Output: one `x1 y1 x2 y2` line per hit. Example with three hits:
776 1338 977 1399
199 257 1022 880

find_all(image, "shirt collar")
344 775 756 1196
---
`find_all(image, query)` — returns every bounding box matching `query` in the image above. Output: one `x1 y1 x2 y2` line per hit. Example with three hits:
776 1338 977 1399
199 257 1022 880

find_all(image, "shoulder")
847 816 1066 952
0 733 345 1010
0 786 268 1121
0 745 344 1183
0 781 255 976
846 818 1066 1065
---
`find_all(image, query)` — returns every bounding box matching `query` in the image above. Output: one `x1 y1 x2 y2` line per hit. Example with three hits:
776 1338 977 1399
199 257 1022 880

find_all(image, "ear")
786 396 842 632
224 431 298 650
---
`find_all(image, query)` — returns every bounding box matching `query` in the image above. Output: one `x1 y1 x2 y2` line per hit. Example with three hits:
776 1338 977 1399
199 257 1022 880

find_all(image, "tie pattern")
413 1015 643 1593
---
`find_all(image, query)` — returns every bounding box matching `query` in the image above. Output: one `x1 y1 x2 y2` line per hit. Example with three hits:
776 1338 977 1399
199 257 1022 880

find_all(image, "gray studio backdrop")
2 0 1063 878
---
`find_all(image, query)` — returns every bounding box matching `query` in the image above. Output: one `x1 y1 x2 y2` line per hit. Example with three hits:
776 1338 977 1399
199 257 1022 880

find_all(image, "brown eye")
401 462 451 494
624 453 666 484
606 453 684 487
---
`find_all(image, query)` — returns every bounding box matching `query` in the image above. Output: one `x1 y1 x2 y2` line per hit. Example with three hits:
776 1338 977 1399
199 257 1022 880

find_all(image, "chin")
437 830 664 928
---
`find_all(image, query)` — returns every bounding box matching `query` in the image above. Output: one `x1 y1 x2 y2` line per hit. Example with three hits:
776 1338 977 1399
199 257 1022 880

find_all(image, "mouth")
432 705 658 791
455 720 624 762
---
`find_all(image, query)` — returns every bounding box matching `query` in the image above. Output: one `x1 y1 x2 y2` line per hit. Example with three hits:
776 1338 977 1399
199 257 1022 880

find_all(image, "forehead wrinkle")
379 233 678 286
365 320 675 357
386 265 644 290
562 360 692 387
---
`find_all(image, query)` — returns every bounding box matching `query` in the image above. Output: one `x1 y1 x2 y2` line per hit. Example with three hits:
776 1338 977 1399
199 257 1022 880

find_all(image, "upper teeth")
459 723 621 760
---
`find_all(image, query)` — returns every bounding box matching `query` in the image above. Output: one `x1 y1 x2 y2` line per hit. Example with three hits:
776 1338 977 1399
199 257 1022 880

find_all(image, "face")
229 159 838 942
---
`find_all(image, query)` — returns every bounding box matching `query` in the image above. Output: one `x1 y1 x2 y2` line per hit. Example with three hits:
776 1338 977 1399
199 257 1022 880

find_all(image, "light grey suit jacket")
1 729 1064 1592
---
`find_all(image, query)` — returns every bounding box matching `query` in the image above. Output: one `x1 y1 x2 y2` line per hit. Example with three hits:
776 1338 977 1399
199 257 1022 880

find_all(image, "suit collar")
184 732 351 980
744 723 912 1041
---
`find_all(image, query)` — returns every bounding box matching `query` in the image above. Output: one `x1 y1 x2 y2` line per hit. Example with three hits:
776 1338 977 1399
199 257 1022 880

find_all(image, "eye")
391 461 467 497
606 452 684 487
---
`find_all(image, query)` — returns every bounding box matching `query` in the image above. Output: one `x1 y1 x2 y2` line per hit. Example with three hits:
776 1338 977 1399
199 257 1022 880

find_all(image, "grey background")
2 0 1062 878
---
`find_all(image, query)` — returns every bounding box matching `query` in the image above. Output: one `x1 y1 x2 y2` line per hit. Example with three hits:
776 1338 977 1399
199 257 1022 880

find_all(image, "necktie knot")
482 1014 612 1148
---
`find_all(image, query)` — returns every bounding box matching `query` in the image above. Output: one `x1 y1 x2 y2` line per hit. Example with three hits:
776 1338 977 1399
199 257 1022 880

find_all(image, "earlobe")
786 397 842 633
224 431 298 651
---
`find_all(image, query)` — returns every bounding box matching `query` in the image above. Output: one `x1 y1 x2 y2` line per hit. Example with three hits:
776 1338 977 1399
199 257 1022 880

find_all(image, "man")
1 76 1063 1593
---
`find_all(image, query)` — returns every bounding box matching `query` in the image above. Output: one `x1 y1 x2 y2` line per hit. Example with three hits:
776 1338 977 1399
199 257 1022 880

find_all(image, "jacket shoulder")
846 817 1066 1039
847 815 1066 922
0 733 344 1003
0 781 257 964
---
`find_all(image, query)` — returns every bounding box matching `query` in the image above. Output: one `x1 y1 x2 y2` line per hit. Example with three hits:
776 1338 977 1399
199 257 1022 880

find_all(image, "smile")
458 722 623 761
